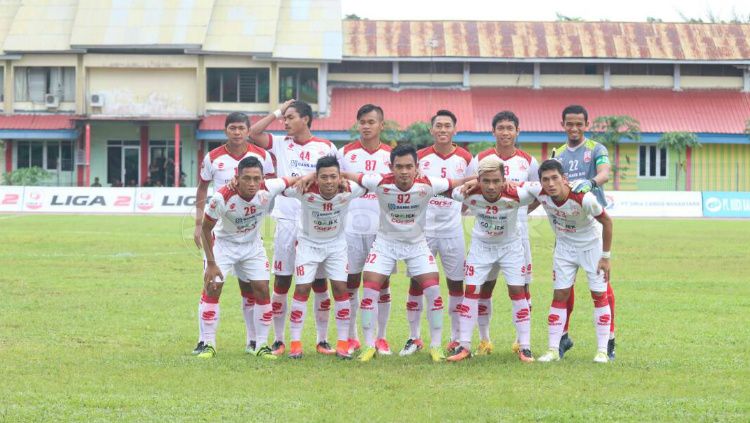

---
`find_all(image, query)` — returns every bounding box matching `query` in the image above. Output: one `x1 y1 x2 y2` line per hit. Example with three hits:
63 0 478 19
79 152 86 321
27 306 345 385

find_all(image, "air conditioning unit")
90 93 105 107
45 93 60 109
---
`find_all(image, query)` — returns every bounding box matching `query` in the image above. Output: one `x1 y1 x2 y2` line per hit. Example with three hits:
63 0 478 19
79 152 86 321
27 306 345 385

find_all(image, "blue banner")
702 192 750 218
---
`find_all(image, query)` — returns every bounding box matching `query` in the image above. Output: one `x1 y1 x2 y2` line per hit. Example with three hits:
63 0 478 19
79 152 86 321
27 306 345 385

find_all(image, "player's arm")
193 179 210 248
248 99 296 148
595 211 612 281
447 175 477 190
201 208 223 286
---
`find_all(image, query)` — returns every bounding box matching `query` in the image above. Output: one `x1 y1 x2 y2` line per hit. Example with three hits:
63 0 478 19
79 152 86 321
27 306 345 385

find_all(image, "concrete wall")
540 74 604 88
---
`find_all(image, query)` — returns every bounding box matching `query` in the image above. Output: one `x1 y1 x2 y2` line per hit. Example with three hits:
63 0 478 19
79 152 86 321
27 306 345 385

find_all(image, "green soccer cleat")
430 347 446 362
192 341 206 355
593 351 609 364
358 346 377 362
511 340 520 354
197 344 216 359
537 348 560 362
255 345 278 360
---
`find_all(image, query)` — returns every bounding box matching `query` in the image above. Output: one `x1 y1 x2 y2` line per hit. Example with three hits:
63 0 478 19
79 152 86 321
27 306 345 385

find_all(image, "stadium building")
0 1 749 192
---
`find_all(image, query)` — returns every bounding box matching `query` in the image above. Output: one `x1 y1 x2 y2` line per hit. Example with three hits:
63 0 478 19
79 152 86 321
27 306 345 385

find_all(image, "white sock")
241 292 255 347
548 301 568 350
314 289 330 344
478 296 492 341
271 288 288 343
348 287 359 340
377 287 391 340
360 287 379 347
423 284 443 348
593 295 612 352
254 300 272 347
334 295 351 342
406 287 423 340
510 294 531 349
458 296 478 350
448 290 463 342
289 295 307 342
199 292 220 347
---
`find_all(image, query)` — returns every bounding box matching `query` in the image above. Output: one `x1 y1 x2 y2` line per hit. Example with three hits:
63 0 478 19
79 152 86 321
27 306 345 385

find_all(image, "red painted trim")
140 125 149 185
685 147 692 191
614 144 620 191
197 140 204 181
4 140 12 173
85 124 91 187
541 142 548 160
174 124 181 187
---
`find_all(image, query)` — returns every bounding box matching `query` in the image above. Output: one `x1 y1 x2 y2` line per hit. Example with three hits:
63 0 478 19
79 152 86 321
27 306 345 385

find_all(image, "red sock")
607 282 615 335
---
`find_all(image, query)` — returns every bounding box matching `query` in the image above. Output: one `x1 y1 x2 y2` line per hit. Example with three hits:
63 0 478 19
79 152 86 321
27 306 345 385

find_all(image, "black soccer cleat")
607 338 616 361
559 333 574 358
192 341 206 355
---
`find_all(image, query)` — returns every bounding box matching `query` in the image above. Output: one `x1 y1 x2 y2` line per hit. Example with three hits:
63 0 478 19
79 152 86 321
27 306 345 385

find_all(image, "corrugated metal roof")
200 88 750 134
0 0 21 54
0 114 76 130
3 0 77 52
343 20 750 61
202 0 281 53
273 0 342 60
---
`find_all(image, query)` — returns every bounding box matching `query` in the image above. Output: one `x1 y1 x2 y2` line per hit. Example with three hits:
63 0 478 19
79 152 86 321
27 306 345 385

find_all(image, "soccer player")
249 100 337 356
338 104 394 356
341 145 474 362
551 104 616 360
400 110 472 357
192 112 275 356
528 160 613 364
198 157 299 359
465 110 539 356
282 156 367 359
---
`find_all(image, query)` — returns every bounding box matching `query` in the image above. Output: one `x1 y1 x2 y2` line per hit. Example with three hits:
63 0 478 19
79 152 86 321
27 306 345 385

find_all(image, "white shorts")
207 238 270 282
272 218 297 276
464 239 526 287
518 216 533 284
552 242 606 292
346 232 396 275
425 236 466 281
363 237 438 278
295 241 349 284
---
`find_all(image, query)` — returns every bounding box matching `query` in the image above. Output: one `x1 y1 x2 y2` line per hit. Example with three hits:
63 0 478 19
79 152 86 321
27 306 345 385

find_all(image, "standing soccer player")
199 157 298 359
400 110 472 357
465 111 539 355
249 100 337 356
338 104 394 356
192 112 275 356
551 104 616 360
529 160 613 364
447 156 537 362
341 145 473 362
283 156 367 359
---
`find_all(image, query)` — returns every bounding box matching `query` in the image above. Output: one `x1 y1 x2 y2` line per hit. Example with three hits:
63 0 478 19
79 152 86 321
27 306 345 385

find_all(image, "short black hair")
561 105 589 123
288 101 314 128
390 144 418 165
356 104 384 121
538 159 564 179
491 110 519 130
316 155 340 173
237 156 264 174
431 109 457 126
225 112 250 128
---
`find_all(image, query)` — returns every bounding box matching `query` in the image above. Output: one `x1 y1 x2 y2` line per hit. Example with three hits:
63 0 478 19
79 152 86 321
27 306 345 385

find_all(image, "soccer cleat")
559 333 574 358
511 340 520 354
518 348 535 363
347 338 361 355
358 346 377 362
255 345 278 360
245 341 257 355
197 344 216 359
429 347 446 362
477 340 494 356
192 341 206 355
446 346 471 362
375 338 392 355
288 341 303 359
593 351 609 363
271 340 286 356
336 340 352 359
316 341 336 355
607 338 616 361
398 338 424 356
446 340 460 355
537 348 560 362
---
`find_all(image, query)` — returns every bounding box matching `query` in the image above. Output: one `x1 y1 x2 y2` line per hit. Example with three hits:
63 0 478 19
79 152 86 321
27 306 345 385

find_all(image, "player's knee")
274 275 292 289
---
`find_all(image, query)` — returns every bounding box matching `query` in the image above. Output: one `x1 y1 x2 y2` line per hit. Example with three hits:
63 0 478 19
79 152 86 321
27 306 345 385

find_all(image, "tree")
344 14 363 21
657 132 701 190
399 121 433 149
2 167 52 186
555 12 583 22
590 115 640 190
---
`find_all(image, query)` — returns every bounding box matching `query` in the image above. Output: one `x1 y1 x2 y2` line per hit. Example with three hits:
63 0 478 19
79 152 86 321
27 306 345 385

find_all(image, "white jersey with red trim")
453 183 537 244
418 145 472 238
203 178 289 243
526 185 605 248
283 180 367 244
199 143 275 189
337 140 392 235
466 148 539 183
264 134 336 219
358 174 451 244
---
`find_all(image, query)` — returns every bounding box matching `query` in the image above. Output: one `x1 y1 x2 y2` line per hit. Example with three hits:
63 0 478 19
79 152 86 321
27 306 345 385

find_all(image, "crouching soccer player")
529 160 614 363
198 157 299 359
283 156 368 359
447 156 537 363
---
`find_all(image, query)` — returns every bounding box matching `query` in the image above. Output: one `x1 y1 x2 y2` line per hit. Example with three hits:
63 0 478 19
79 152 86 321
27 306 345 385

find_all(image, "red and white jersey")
283 180 367 244
204 178 289 243
466 148 539 183
337 140 392 235
358 174 451 244
453 183 537 244
526 185 605 248
263 134 336 220
200 143 275 189
418 145 472 238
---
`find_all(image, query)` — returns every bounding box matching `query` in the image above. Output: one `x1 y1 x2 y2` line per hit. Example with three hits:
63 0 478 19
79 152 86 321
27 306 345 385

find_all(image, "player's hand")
204 263 224 288
502 180 520 191
193 224 202 248
226 177 239 191
571 179 594 194
280 99 296 115
597 257 610 282
294 173 315 191
460 179 478 195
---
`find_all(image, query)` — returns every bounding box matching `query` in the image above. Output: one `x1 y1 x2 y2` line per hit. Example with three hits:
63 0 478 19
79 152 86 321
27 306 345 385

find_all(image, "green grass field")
2 215 749 422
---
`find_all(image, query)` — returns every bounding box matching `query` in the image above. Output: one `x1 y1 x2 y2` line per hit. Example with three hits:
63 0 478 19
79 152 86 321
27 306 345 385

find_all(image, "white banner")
133 187 206 214
0 186 24 212
20 187 137 213
529 190 703 218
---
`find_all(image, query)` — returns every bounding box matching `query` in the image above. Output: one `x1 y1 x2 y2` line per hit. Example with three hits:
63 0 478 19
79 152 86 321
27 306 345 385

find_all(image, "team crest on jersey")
584 150 592 163
418 188 428 198
519 163 528 171
455 164 466 175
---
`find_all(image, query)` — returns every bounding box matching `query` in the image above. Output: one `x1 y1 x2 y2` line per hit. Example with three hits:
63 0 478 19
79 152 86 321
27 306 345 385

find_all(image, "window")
0 67 4 102
279 68 318 103
329 62 391 73
399 62 463 74
540 63 602 75
680 64 743 77
148 140 177 186
610 64 673 76
639 145 667 178
207 68 270 103
470 62 533 74
16 141 73 171
14 67 76 102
